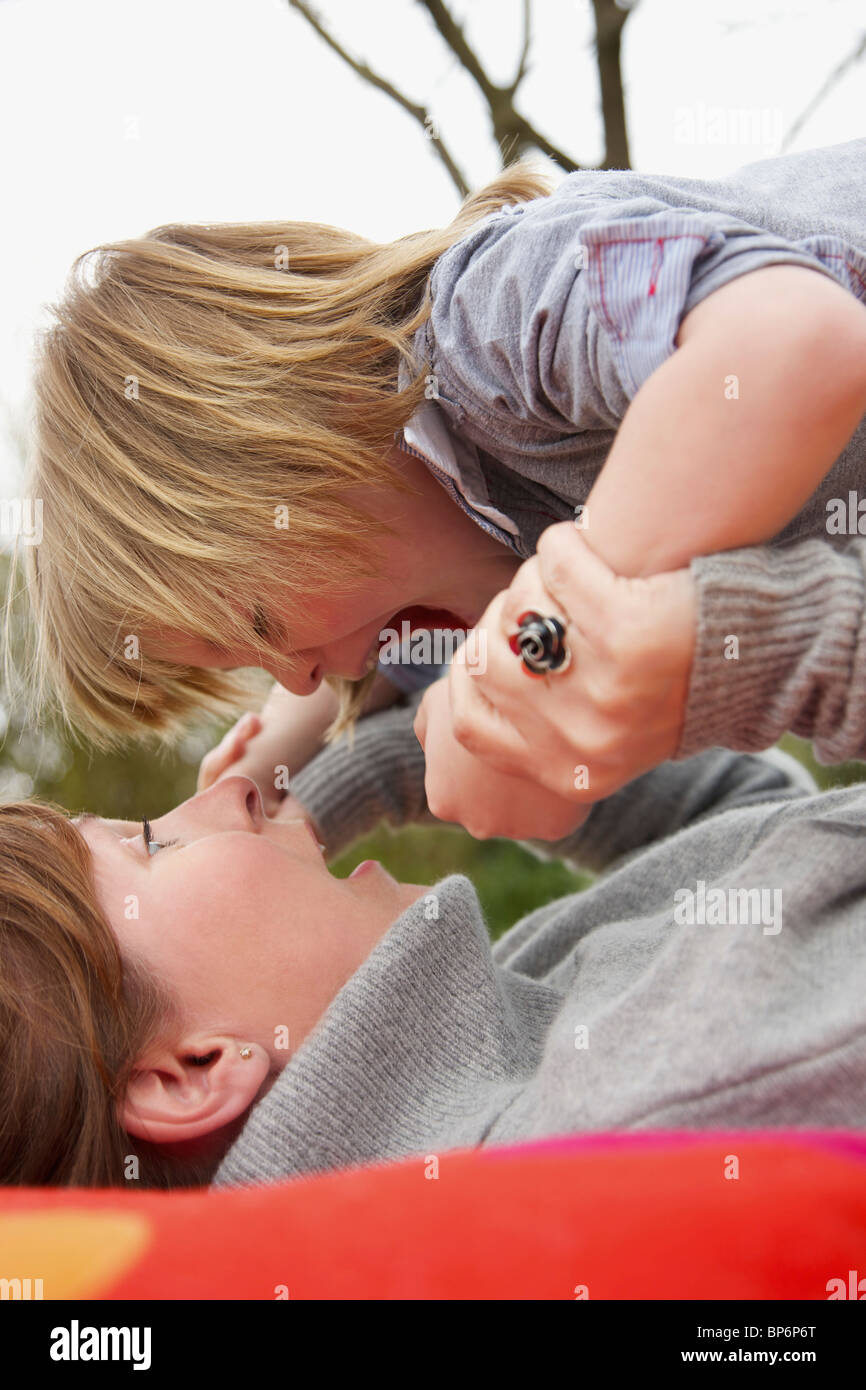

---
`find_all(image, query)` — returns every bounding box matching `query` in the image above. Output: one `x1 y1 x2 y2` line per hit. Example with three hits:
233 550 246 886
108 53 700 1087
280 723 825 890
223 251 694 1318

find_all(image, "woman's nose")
192 775 264 831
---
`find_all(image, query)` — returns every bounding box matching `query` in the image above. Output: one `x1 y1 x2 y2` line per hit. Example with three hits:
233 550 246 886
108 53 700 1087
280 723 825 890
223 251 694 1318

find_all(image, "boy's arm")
580 264 866 578
198 671 404 813
285 690 433 858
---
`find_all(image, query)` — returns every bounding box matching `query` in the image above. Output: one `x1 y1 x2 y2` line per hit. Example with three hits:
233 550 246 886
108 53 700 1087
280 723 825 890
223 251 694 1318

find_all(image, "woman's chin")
344 860 429 913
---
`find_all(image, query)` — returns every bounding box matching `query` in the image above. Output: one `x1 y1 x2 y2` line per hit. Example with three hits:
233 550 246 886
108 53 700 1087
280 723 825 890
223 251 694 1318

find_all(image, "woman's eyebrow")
74 811 131 831
71 812 142 852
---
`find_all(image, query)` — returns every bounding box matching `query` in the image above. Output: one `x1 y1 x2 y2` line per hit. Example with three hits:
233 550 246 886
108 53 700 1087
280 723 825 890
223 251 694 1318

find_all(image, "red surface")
2 1131 865 1299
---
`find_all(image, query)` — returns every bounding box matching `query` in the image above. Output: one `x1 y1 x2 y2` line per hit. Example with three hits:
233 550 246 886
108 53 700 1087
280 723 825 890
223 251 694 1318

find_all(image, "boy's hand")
197 708 319 827
197 674 404 829
197 679 337 818
198 711 264 790
197 711 283 815
198 706 304 819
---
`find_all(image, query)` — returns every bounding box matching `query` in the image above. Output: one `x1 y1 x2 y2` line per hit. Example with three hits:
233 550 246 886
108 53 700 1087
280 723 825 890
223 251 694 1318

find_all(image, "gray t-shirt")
410 135 866 543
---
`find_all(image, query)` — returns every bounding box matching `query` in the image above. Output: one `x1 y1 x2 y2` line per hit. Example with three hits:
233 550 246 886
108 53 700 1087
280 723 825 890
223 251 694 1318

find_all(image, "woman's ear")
118 1037 270 1144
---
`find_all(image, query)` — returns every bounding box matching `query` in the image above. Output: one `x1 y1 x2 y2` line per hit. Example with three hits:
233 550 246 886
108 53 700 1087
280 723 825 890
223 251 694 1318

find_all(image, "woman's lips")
349 859 378 878
303 820 326 854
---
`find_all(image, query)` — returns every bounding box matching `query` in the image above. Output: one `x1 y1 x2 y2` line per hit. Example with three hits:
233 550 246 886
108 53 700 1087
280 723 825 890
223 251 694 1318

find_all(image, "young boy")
198 139 866 823
21 140 866 835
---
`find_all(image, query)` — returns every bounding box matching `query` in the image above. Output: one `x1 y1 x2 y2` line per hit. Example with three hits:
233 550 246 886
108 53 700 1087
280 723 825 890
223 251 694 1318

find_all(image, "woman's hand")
415 522 697 820
414 676 592 841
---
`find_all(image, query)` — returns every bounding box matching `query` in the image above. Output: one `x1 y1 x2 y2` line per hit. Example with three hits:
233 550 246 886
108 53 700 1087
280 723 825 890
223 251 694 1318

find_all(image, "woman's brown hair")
0 800 217 1188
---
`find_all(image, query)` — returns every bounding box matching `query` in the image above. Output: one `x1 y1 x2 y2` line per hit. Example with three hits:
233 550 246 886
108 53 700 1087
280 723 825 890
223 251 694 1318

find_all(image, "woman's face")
75 776 426 1143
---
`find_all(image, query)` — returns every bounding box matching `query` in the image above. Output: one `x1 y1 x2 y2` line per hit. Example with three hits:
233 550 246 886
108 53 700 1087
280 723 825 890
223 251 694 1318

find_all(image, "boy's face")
149 574 471 697
145 446 507 696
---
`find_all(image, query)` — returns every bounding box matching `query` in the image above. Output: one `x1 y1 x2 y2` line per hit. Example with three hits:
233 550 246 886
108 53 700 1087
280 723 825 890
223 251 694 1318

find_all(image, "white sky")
0 0 864 494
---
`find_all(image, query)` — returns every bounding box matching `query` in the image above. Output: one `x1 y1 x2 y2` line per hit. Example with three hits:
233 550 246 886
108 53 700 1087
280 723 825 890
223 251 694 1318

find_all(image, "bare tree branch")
416 0 498 104
506 0 532 98
591 0 631 169
780 29 866 152
502 114 579 170
417 0 580 168
288 0 639 182
286 0 471 196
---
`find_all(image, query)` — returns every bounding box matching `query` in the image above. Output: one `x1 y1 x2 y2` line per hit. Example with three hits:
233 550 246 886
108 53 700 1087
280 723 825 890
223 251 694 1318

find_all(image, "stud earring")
239 1046 253 1059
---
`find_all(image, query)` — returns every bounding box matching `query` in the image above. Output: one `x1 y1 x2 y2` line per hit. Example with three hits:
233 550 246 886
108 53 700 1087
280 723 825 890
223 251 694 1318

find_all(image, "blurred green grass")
329 823 590 943
327 732 866 940
778 732 866 791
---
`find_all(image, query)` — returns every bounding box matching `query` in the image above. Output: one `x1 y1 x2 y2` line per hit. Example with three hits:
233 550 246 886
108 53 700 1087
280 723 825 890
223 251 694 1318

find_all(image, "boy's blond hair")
6 160 556 748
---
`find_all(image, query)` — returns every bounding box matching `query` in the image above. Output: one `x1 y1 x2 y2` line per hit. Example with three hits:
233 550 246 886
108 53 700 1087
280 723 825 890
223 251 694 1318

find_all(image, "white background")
1 0 863 494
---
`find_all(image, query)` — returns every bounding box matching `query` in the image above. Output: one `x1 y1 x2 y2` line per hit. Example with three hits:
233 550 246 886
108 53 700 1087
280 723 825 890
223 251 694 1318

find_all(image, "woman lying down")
1 695 864 1190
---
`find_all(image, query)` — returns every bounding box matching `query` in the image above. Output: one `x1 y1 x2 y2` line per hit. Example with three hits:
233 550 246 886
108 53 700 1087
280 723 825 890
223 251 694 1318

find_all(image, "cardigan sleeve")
286 692 436 859
285 682 816 880
520 746 815 880
675 537 866 763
